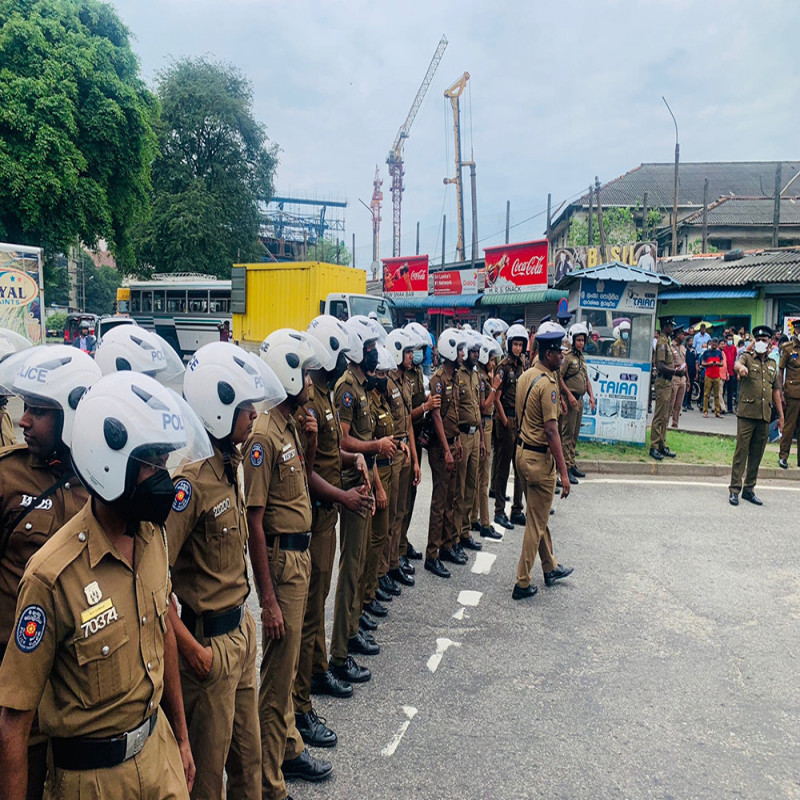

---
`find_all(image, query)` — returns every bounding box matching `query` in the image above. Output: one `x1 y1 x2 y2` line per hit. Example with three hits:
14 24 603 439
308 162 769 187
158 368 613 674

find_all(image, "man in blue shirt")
72 322 96 356
692 324 711 352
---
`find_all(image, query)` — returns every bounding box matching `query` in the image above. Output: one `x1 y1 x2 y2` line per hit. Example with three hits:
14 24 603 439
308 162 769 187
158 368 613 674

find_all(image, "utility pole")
773 162 782 248
702 178 709 253
352 233 356 268
595 177 607 262
663 96 679 256
416 221 420 256
505 201 510 244
587 185 594 245
470 163 479 267
641 192 649 241
441 215 447 267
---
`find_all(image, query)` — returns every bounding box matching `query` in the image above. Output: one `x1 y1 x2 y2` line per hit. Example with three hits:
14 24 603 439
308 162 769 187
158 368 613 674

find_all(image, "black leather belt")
51 710 158 771
181 603 245 639
517 440 548 453
314 500 336 511
459 424 478 434
504 410 516 418
482 415 493 422
394 436 408 445
376 457 392 468
268 532 311 551
363 455 376 469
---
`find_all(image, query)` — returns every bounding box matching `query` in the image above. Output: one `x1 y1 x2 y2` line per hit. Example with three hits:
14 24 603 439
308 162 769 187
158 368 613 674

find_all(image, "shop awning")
390 294 482 309
480 289 568 306
658 289 758 300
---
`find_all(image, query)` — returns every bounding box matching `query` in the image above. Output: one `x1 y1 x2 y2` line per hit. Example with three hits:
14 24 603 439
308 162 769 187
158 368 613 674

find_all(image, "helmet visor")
241 350 287 411
0 349 35 396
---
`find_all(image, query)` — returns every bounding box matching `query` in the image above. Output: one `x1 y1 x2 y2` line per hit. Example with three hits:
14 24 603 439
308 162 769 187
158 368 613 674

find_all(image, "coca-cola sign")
382 255 429 298
483 239 549 294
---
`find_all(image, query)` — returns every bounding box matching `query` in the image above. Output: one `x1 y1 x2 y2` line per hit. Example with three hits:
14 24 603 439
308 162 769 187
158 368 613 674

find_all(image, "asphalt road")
248 463 800 800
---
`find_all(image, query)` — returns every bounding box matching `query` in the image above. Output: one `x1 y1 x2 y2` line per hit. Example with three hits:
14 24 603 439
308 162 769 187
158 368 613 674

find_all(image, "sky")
110 0 800 272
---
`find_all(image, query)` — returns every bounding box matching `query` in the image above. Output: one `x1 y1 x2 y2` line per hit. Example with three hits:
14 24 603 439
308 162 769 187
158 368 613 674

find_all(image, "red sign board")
433 269 479 296
482 239 548 294
382 255 429 297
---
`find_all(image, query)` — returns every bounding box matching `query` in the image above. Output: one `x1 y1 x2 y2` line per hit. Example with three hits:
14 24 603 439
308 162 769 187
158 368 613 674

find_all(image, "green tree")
306 239 352 265
0 0 158 271
568 207 645 247
135 58 279 279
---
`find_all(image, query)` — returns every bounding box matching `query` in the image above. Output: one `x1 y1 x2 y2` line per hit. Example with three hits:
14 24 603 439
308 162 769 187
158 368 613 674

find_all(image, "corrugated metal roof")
480 289 567 306
389 294 482 309
660 248 800 286
555 261 679 290
658 289 758 300
683 196 800 226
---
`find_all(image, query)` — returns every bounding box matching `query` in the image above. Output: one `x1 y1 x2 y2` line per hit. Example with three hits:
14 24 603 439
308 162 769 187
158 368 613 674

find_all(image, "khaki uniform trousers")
729 417 770 494
330 473 371 663
426 441 458 560
670 377 686 427
493 416 523 516
382 456 408 573
293 505 338 715
45 711 189 800
561 398 583 470
361 463 393 605
454 430 479 540
472 418 493 527
514 447 559 588
703 376 723 414
650 378 672 450
259 545 311 800
180 609 260 800
779 397 800 461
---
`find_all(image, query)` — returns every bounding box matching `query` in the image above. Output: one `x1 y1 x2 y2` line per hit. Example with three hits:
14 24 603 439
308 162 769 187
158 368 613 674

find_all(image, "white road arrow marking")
381 706 418 757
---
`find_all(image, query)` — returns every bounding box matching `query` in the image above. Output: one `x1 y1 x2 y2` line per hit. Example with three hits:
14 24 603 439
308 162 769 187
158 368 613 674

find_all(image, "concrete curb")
579 459 800 481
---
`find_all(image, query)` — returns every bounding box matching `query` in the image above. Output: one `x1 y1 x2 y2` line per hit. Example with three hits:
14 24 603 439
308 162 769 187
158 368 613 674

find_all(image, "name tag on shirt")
282 449 297 462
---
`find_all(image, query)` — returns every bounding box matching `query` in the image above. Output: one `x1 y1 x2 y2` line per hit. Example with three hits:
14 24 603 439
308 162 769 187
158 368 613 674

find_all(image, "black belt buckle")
376 457 392 468
459 423 478 435
202 604 245 638
275 532 311 552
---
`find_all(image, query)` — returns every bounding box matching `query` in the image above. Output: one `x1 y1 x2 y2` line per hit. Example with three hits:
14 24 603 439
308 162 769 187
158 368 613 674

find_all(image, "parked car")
96 315 137 340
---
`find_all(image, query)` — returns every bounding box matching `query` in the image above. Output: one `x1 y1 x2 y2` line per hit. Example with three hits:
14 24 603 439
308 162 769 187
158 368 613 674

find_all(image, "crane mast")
370 166 383 271
443 71 471 263
386 35 448 257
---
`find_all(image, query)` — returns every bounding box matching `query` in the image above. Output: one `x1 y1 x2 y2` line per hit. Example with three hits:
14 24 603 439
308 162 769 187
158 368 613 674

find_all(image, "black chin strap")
219 436 237 485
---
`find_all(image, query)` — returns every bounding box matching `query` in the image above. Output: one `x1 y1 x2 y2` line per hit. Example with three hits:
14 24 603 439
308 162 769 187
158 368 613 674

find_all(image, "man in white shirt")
692 324 711 352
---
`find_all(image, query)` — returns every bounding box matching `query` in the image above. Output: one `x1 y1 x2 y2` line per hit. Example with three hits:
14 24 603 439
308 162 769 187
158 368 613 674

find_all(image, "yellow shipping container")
232 261 366 346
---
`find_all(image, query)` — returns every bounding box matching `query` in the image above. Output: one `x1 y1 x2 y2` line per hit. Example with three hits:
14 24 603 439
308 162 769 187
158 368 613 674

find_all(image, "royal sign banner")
382 255 429 298
482 239 548 294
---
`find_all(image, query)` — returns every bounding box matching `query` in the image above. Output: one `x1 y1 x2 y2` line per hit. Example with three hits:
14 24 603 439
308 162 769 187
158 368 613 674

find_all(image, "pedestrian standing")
670 326 687 428
651 316 681 460
700 338 725 417
728 325 784 506
722 333 739 414
684 332 698 411
778 320 800 469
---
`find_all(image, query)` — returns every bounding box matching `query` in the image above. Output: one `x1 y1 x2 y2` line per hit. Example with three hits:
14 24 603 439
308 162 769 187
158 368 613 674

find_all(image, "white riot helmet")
478 334 502 365
569 322 589 345
464 329 483 352
386 328 416 367
307 314 353 372
345 315 380 364
70 371 212 506
0 328 33 396
184 342 285 439
367 317 387 344
260 329 325 396
438 327 467 362
483 318 504 339
95 325 184 385
506 323 529 344
12 345 102 448
404 322 430 349
374 344 395 373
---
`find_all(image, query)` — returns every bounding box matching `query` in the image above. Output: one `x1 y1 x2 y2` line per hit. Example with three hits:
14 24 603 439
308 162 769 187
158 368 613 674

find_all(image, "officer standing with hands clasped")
512 322 574 600
0 371 209 799
729 325 783 506
560 322 595 483
651 316 682 461
778 320 800 469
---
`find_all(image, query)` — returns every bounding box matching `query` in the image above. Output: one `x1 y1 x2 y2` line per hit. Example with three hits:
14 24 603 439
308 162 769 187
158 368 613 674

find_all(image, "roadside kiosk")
555 262 679 445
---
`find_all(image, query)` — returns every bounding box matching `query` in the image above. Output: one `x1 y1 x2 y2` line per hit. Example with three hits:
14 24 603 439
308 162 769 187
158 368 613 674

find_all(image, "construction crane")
368 166 382 275
386 34 448 257
443 71 473 263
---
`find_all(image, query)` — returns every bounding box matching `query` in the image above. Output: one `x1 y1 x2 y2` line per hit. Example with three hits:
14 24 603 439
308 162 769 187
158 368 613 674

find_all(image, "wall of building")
656 293 766 331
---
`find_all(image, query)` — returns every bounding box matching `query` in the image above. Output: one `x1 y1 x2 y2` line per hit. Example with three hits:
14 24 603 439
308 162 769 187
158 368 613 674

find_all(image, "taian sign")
433 268 479 296
482 239 548 294
552 242 657 284
382 255 429 298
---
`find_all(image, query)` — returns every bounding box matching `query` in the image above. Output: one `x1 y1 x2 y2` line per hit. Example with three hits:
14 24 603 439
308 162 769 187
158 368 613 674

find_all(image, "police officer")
298 316 373 714
244 329 333 799
493 323 528 529
513 322 574 600
0 345 101 799
560 323 595 483
383 328 420 588
651 316 682 460
166 342 284 799
0 329 33 447
330 317 395 685
0 370 205 799
424 327 465 579
778 321 800 468
729 325 783 506
454 330 484 554
95 324 186 387
670 326 687 429
611 321 631 358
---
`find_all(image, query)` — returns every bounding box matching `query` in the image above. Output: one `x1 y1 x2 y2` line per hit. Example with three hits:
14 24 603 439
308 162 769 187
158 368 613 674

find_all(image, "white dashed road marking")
457 589 483 607
452 607 466 620
471 552 497 574
381 706 418 757
426 637 461 673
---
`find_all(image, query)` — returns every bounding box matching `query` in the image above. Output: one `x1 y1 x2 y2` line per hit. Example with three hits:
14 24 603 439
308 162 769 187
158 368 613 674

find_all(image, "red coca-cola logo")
510 256 545 277
409 269 427 281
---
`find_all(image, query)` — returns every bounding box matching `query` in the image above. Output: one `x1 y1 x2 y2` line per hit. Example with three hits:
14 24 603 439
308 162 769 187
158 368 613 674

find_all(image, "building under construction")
260 195 348 262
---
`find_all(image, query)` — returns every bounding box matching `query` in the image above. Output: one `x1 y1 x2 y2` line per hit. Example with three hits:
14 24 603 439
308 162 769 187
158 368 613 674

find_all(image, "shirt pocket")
204 509 239 573
278 461 304 501
73 619 132 708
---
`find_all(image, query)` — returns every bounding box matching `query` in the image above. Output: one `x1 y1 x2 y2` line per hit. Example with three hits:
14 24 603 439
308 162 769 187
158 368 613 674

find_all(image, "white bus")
125 274 231 358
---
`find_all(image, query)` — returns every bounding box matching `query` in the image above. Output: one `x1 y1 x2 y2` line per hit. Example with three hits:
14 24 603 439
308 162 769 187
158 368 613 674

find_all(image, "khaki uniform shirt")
560 348 588 396
477 364 493 419
370 391 395 442
736 352 779 422
299 373 342 488
655 333 674 382
0 501 170 738
611 338 630 359
779 338 800 400
456 364 481 427
335 363 372 441
243 411 312 534
670 342 687 384
0 445 88 645
404 365 426 435
430 363 460 441
388 370 411 438
0 408 14 447
496 356 523 415
166 445 249 615
517 365 560 448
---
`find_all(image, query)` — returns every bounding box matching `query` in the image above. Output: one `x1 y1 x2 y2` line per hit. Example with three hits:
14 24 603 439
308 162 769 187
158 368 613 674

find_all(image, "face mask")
727 340 733 346
754 340 768 354
363 347 379 374
621 332 629 341
376 377 388 394
412 349 424 366
117 469 177 526
365 374 379 392
328 352 348 388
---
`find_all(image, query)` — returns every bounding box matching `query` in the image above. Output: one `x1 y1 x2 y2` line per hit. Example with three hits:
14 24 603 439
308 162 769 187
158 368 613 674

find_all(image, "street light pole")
662 96 679 257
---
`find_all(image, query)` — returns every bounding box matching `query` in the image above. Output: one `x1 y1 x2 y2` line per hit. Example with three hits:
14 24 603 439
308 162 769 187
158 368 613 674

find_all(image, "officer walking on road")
651 316 682 460
512 322 574 600
729 325 784 506
778 320 800 469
